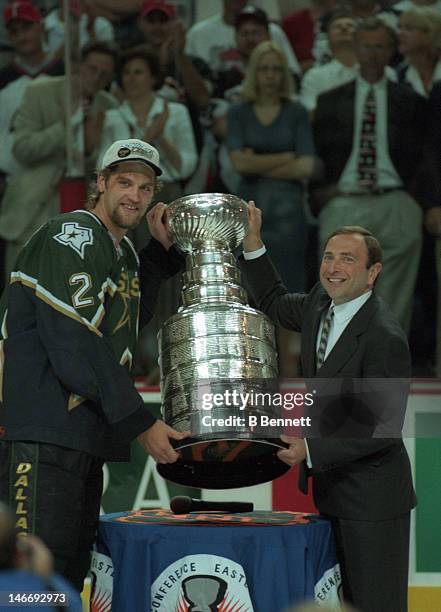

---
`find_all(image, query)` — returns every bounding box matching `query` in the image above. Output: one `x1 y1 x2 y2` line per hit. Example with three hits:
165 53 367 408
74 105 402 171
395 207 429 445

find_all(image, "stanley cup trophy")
156 194 290 489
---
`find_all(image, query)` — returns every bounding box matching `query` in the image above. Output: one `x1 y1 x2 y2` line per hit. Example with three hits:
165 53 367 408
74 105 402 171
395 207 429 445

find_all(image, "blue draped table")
91 510 341 611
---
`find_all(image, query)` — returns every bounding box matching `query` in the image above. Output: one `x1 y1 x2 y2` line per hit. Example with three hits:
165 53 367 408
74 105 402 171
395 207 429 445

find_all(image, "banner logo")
90 551 113 612
151 554 254 611
314 564 342 606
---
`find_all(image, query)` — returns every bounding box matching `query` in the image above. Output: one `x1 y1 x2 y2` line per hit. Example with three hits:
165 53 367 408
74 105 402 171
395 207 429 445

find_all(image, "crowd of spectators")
0 0 439 378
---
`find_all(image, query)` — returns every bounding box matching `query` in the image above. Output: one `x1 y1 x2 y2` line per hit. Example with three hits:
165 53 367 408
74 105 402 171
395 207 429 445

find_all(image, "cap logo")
117 147 131 158
117 142 155 160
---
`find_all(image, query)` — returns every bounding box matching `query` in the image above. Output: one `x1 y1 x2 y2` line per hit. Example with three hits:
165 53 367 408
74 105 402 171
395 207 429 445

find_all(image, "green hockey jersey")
0 210 182 460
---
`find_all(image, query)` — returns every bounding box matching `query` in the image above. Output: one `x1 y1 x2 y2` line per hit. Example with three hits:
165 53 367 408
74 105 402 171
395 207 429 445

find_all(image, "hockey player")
0 138 188 591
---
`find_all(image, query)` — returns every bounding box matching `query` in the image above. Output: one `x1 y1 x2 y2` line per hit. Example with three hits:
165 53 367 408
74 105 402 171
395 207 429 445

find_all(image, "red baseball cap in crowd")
4 1 42 26
140 0 176 20
68 0 82 18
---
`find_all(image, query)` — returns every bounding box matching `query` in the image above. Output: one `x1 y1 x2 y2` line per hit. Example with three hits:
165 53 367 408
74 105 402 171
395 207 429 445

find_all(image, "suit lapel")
315 294 379 377
346 82 356 154
303 293 330 377
387 80 398 157
340 81 356 165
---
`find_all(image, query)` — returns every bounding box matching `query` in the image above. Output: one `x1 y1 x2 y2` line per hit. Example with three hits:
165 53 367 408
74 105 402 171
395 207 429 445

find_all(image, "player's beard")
111 205 144 231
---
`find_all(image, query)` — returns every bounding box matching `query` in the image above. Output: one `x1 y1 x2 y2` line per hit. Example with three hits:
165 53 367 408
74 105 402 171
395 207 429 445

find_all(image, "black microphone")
170 496 254 514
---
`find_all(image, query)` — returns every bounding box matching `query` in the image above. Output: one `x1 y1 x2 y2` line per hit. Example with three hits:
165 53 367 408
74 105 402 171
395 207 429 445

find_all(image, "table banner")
91 511 341 612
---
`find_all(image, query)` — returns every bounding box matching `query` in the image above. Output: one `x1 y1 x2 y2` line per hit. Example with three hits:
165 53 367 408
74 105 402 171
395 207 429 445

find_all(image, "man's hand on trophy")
147 202 173 250
243 201 264 252
137 420 191 464
277 435 307 466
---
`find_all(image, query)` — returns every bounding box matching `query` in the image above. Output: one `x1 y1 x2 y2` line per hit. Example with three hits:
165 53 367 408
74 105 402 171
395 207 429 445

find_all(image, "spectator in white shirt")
350 0 399 30
300 11 358 114
45 0 114 59
185 0 301 77
0 1 63 89
213 6 273 99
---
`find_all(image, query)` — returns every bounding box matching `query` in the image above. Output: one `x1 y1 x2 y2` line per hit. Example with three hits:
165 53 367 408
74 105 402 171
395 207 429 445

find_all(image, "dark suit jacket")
430 81 441 149
426 81 441 206
313 79 435 209
239 253 417 521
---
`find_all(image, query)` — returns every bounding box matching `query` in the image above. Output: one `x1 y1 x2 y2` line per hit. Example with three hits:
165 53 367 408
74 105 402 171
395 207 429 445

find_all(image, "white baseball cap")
100 139 162 176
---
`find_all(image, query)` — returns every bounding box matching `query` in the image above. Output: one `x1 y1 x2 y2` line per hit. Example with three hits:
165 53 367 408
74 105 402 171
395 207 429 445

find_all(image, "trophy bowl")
157 193 289 489
167 193 248 252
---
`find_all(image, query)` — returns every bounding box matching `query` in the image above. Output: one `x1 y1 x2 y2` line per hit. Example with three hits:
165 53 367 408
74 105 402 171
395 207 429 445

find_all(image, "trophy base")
156 436 290 489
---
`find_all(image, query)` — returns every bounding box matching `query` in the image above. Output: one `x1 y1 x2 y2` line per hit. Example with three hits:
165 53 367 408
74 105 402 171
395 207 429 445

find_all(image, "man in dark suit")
312 16 434 335
240 202 416 612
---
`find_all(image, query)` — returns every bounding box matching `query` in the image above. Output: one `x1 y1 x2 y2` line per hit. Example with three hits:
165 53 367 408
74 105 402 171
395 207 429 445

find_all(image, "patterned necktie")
357 87 377 191
316 307 334 370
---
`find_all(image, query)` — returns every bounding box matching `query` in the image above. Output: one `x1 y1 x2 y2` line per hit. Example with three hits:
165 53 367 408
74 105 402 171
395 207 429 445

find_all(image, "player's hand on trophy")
137 421 191 464
277 435 307 466
147 202 173 250
243 201 264 252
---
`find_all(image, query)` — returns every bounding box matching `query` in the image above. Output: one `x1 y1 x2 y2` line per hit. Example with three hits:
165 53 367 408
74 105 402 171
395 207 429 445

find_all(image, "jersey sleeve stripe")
123 235 140 266
0 311 7 402
10 272 103 337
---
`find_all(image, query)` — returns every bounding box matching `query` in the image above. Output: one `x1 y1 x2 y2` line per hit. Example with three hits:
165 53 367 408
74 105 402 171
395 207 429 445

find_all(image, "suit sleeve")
12 81 65 164
312 93 332 181
33 225 156 439
138 238 186 329
419 83 441 208
238 253 307 332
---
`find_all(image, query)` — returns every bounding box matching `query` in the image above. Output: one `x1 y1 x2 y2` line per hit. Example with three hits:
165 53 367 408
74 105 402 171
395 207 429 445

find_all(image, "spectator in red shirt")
282 0 337 73
0 1 64 89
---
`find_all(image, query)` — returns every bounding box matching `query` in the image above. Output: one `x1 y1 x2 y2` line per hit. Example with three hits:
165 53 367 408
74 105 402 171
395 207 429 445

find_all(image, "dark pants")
0 441 103 592
330 514 411 612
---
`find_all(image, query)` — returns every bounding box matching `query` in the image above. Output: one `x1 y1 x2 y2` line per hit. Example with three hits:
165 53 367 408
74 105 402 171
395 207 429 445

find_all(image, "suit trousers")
318 190 422 334
329 513 411 612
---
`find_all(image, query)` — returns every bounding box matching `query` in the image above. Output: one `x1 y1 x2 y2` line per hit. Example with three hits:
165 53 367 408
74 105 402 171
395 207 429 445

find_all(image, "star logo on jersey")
53 222 94 259
113 271 131 334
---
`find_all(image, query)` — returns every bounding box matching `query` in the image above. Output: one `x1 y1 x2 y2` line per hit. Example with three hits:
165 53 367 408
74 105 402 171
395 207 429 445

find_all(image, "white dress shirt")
316 291 373 359
401 60 441 98
243 245 267 260
338 75 403 192
299 60 358 112
309 291 372 465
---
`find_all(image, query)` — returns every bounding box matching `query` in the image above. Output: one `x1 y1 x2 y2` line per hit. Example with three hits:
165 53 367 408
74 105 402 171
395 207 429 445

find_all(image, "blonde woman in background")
227 41 316 293
397 6 441 95
226 40 317 375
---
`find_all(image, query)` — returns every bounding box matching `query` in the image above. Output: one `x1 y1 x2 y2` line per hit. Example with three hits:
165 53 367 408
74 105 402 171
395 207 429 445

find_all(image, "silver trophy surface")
156 193 290 488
